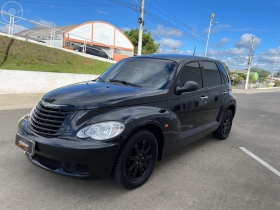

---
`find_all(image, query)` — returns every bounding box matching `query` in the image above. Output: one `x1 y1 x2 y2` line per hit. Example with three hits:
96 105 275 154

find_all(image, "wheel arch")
124 121 165 161
227 104 236 118
110 122 165 177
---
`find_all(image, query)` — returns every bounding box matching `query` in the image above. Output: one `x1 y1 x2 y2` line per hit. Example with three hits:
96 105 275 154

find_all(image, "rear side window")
179 62 202 88
86 48 92 53
217 63 230 84
202 61 222 87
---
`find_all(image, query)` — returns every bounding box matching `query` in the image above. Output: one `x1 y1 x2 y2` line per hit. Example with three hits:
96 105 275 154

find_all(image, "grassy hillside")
0 35 113 74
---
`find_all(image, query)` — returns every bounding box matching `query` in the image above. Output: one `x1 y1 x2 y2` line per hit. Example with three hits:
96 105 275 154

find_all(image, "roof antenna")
193 46 196 56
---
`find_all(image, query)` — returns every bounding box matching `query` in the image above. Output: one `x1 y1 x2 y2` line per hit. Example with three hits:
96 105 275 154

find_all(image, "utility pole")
172 47 177 54
205 13 218 57
137 0 145 56
245 36 255 90
270 49 279 87
193 46 196 56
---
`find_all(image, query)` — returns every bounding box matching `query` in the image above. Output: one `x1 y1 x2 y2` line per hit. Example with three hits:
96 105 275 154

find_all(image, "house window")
114 48 133 56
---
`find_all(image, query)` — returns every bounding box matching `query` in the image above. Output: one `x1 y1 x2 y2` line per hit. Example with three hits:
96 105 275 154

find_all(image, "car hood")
42 81 167 110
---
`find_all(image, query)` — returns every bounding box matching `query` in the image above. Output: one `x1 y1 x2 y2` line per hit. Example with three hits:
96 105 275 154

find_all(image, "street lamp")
205 13 218 57
270 48 279 87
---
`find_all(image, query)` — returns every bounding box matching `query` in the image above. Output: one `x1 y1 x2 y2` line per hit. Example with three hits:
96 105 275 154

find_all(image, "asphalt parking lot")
1 89 280 210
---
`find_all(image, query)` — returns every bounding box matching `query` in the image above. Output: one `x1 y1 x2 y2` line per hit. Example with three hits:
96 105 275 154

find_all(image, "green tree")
233 74 244 85
234 73 256 85
249 74 257 84
239 73 247 80
250 67 258 72
250 67 270 82
274 80 280 87
274 70 280 78
124 29 160 55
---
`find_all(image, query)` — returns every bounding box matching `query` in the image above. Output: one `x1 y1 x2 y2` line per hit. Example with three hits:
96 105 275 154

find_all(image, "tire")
212 109 233 140
113 130 158 189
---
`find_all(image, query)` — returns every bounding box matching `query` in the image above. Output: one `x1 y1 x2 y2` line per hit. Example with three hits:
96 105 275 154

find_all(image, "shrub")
274 80 280 87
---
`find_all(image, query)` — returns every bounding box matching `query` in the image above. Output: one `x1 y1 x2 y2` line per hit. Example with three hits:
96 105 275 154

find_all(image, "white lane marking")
239 147 280 177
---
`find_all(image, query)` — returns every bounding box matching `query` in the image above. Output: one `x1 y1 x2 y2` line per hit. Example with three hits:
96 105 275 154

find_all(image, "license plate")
15 134 35 155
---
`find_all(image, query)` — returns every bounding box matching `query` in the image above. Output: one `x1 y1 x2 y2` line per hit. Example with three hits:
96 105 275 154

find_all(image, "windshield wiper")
109 79 142 88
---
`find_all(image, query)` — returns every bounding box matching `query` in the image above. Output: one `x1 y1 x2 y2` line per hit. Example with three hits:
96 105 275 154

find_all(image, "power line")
152 0 205 40
144 1 249 59
145 15 247 61
151 0 263 59
145 12 248 60
17 0 114 6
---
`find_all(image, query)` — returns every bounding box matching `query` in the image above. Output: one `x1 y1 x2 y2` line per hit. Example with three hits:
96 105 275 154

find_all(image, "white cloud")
157 38 183 49
194 33 275 71
203 28 218 34
204 46 280 71
206 47 247 57
0 24 27 34
151 24 183 38
158 49 193 54
96 9 108 15
217 38 231 47
217 24 253 32
120 27 131 32
190 29 199 38
158 49 176 54
179 49 193 55
200 46 250 70
235 33 261 48
257 48 280 64
203 24 253 34
33 19 57 28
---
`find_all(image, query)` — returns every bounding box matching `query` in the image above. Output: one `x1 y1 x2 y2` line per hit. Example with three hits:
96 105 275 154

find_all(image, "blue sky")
0 0 280 71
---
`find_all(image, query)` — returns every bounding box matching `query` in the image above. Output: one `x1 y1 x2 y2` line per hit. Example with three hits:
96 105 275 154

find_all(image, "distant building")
17 21 134 61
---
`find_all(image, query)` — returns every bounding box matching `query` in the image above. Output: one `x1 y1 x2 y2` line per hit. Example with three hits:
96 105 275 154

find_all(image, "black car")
74 45 111 59
15 54 236 189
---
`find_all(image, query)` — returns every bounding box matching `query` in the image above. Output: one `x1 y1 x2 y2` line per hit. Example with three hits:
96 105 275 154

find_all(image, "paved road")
1 90 280 210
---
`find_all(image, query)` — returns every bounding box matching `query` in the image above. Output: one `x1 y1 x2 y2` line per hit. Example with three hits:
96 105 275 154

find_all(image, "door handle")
222 91 228 94
201 96 208 99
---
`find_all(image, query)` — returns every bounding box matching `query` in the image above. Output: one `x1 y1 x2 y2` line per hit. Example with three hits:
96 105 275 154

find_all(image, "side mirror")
175 81 199 95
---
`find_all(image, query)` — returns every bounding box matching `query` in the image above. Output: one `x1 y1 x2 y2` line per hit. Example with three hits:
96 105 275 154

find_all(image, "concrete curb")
256 87 280 90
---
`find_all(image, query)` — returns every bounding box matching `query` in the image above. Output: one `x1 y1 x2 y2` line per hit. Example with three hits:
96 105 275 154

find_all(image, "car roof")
135 54 219 63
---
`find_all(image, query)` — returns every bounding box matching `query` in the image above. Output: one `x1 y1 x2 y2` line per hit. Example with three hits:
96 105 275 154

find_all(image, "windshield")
98 58 178 89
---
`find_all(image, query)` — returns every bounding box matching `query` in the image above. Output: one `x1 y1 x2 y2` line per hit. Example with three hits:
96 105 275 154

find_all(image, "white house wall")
43 40 63 48
68 23 92 41
115 29 133 49
93 23 114 46
65 22 133 51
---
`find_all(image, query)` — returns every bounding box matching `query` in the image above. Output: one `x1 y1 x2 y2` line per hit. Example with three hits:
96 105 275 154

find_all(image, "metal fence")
233 80 268 89
0 10 114 58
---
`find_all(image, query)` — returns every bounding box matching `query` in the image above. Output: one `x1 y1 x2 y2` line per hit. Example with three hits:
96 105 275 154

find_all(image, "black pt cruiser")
15 54 236 189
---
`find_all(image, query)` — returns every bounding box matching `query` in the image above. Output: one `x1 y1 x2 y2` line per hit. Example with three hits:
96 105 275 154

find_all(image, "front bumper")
16 115 121 180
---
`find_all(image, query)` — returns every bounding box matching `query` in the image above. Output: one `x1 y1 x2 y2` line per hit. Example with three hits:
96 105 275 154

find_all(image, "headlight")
76 121 125 140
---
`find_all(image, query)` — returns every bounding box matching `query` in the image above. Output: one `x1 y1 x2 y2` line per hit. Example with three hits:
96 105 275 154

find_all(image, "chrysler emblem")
44 98 56 103
41 100 66 107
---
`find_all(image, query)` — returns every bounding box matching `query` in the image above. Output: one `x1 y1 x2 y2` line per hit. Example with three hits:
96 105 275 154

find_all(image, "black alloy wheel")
222 112 232 136
126 140 152 180
212 109 233 140
113 130 158 189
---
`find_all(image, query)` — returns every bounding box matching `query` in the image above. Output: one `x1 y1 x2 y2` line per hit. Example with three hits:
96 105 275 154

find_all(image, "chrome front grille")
29 101 76 136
